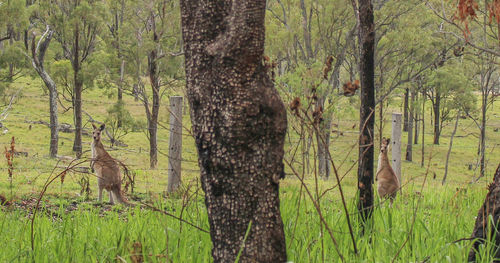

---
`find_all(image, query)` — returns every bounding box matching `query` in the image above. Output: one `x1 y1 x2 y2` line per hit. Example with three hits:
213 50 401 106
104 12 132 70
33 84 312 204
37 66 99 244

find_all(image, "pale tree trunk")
180 0 287 261
299 0 313 61
443 111 460 185
30 27 58 158
357 0 375 223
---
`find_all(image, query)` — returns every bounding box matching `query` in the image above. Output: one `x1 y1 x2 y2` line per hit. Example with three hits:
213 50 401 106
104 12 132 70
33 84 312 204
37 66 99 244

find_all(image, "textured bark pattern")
469 164 500 262
181 0 287 262
357 0 375 221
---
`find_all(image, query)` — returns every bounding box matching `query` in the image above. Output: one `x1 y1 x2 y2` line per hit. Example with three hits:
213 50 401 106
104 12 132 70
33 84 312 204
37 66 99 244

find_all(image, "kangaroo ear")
99 124 105 131
92 123 97 130
387 138 391 144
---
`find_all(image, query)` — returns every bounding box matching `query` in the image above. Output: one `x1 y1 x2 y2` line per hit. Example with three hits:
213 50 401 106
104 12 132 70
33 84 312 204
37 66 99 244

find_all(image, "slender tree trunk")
148 49 159 169
379 100 383 149
118 59 125 101
480 95 487 178
317 108 331 178
406 90 414 161
299 0 313 61
443 111 460 185
357 0 375 223
403 88 409 132
72 25 83 158
8 27 14 81
180 1 287 261
421 90 425 167
433 93 440 145
414 92 419 144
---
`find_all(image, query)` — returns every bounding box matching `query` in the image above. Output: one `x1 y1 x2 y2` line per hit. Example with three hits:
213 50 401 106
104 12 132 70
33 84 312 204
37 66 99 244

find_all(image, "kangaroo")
91 123 128 205
376 137 400 205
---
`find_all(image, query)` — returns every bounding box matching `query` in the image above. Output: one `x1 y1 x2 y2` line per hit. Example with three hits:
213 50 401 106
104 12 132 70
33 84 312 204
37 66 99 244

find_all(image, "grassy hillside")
0 77 499 262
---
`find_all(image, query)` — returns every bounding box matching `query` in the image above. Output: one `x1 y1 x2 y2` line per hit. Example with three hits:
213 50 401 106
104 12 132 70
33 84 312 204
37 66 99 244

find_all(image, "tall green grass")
0 182 493 262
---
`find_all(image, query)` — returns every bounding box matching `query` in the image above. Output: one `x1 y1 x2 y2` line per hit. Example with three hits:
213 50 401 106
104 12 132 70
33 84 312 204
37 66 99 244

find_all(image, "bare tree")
29 26 58 158
180 0 287 261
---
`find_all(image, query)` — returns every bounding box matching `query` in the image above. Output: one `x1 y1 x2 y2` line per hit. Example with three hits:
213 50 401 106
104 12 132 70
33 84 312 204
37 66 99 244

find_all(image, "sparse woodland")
0 0 499 262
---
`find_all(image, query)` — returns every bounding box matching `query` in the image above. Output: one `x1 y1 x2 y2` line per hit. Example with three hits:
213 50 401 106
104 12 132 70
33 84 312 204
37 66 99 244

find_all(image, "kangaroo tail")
112 185 131 206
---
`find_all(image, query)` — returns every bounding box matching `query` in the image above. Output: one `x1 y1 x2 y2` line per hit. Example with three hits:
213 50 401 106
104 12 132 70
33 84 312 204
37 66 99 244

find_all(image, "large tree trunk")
31 28 58 158
180 1 287 262
433 92 440 145
357 0 375 223
468 163 500 261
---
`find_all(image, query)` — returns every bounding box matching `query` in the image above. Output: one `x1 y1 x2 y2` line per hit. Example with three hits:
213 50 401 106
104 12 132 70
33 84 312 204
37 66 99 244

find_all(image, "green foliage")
105 100 142 145
429 61 476 118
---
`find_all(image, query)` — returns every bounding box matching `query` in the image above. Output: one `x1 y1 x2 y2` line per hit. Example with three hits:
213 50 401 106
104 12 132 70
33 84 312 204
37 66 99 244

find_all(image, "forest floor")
0 78 499 262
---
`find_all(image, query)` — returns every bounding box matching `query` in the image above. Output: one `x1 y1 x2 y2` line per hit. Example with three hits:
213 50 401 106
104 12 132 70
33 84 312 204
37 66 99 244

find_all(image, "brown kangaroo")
91 123 128 205
376 137 400 205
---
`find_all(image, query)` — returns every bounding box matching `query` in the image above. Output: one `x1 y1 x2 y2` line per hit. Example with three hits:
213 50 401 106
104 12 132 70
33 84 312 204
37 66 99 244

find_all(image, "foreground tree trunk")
469 163 500 261
180 1 287 262
357 0 375 223
30 27 58 158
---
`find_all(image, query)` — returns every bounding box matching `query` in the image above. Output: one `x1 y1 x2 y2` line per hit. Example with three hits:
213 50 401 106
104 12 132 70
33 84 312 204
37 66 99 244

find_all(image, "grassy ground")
0 77 499 262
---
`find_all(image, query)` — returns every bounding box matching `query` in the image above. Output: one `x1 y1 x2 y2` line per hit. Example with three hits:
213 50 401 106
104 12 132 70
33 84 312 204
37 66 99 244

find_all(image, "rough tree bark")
180 0 287 262
357 0 375 223
468 163 500 261
30 27 58 158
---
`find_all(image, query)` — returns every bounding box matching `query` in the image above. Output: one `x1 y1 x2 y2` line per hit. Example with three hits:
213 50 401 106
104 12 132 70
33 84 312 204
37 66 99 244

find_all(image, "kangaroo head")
92 123 105 142
381 137 390 154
